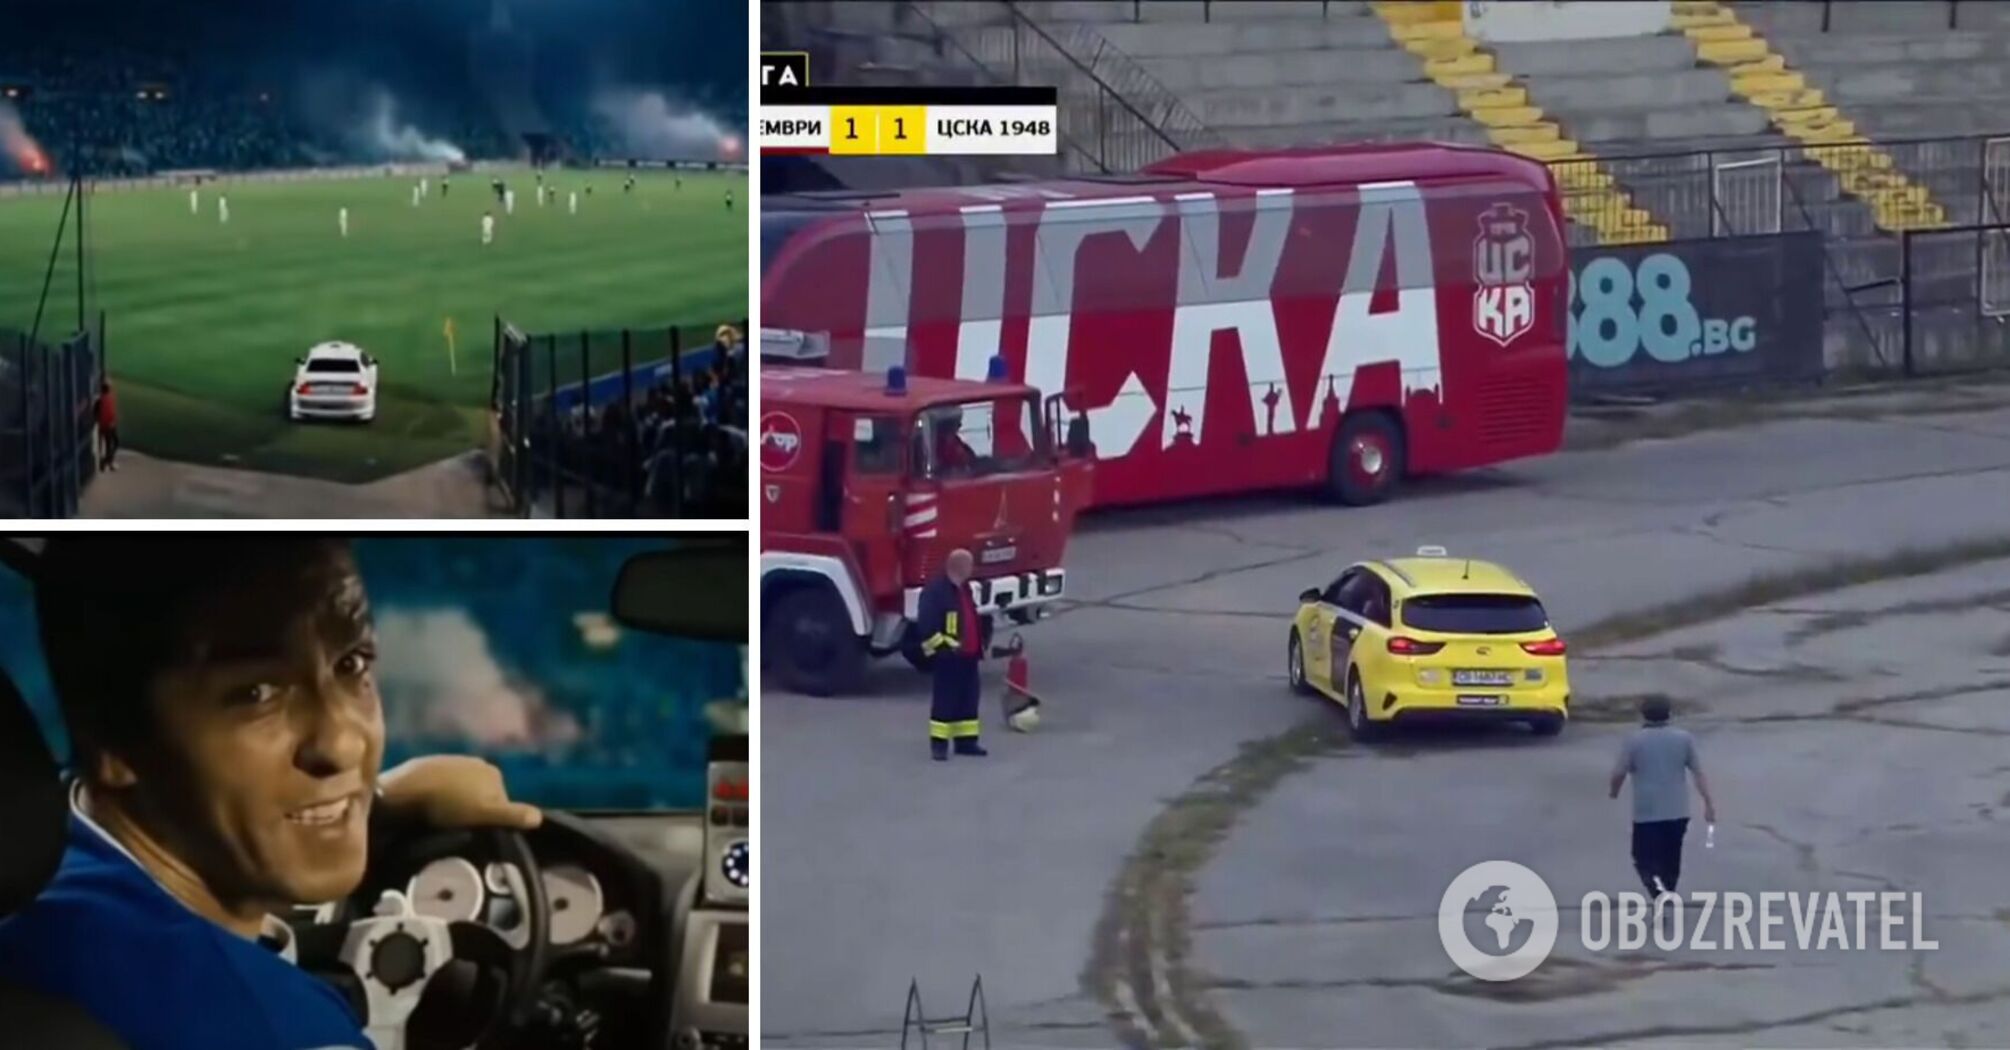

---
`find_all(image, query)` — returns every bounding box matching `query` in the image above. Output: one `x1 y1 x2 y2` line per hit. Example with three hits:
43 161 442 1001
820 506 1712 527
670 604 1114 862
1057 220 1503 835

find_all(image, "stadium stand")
526 326 748 518
0 16 511 176
770 0 2010 379
761 0 1068 191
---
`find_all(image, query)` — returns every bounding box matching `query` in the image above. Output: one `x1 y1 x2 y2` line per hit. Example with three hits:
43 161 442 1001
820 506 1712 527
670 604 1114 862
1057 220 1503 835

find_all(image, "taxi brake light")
1521 638 1567 656
1387 636 1443 656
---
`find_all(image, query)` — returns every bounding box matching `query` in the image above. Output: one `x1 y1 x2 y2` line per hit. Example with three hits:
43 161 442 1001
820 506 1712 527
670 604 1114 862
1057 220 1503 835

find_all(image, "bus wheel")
770 585 865 696
1328 412 1404 506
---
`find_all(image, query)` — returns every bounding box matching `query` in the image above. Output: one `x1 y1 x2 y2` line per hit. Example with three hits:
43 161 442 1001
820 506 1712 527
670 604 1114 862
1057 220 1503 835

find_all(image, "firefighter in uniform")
918 548 987 760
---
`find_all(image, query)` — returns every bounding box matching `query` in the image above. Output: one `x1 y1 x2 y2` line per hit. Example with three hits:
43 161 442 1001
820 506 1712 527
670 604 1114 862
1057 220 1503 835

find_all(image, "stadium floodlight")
20 85 129 349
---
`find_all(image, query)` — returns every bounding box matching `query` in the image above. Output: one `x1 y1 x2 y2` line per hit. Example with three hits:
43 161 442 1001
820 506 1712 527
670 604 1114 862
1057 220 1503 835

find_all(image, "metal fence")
1806 0 1972 32
1549 131 2010 376
490 318 747 519
1548 133 2006 249
0 325 101 518
1104 0 1360 21
1896 223 2010 377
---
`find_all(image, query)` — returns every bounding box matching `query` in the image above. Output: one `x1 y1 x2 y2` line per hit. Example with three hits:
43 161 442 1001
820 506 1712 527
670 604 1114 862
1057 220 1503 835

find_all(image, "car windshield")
306 358 361 373
0 538 745 810
916 395 1045 480
1401 593 1550 635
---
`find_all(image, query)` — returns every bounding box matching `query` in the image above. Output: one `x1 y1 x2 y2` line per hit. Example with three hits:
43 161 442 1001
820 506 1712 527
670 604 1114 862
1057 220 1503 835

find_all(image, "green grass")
0 166 747 482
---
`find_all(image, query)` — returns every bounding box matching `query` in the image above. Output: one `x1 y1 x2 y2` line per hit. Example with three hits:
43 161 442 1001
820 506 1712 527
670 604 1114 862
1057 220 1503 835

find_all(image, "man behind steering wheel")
0 537 542 1050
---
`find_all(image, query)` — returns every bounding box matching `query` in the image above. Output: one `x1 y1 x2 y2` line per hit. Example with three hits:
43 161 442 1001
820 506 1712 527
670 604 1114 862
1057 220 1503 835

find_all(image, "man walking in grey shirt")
1609 696 1717 898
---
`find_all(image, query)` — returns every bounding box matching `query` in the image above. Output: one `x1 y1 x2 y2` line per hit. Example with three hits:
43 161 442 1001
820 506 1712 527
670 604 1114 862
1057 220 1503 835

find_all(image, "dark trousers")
1631 818 1689 895
928 655 982 756
99 425 119 469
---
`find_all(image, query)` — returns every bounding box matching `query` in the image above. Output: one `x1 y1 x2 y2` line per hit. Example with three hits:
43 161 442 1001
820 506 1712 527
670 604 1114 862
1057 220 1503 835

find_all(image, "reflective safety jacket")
917 573 981 659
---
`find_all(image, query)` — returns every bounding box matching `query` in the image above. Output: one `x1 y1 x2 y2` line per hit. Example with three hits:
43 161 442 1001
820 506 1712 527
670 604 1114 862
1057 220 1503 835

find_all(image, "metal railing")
1815 0 1968 32
1119 0 1354 21
781 0 1222 173
1550 131 2010 373
1547 133 2008 248
950 0 1229 172
891 2 1105 173
491 319 747 519
1898 222 2010 377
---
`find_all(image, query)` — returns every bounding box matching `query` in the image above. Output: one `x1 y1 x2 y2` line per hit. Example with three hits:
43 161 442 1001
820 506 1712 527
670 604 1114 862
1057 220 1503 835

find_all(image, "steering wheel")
300 827 550 1050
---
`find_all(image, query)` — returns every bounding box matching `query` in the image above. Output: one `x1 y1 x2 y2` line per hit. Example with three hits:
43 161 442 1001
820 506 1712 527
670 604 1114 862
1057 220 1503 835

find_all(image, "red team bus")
760 142 1570 508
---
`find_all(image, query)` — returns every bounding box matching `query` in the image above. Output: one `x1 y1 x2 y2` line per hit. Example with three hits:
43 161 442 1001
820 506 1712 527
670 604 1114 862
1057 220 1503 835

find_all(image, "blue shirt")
0 801 370 1050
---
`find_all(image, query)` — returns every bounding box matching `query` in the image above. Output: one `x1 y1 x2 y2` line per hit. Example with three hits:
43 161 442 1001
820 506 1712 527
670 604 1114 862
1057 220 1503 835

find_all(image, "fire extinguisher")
1000 633 1041 732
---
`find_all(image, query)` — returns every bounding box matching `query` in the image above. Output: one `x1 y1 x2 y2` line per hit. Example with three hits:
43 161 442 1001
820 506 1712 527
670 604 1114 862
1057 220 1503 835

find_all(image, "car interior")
0 536 749 1050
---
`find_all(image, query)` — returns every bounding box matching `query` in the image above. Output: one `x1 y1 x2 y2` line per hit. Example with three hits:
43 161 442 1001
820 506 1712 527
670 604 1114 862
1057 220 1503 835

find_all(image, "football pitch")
0 166 747 483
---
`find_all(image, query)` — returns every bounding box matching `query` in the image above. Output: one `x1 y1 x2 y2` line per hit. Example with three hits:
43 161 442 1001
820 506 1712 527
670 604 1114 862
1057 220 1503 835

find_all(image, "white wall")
1464 0 1672 42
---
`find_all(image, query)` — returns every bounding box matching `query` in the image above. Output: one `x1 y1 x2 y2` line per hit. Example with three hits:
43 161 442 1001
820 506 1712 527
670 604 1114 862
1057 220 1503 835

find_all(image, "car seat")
0 662 130 1048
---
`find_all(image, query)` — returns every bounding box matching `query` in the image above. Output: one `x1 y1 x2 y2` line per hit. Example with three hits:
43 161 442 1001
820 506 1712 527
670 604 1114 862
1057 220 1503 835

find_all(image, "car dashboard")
305 802 746 1050
426 815 666 1048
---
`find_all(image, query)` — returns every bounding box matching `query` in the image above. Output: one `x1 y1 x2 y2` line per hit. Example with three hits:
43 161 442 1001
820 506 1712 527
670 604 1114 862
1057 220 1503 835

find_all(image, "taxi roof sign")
1416 545 1449 557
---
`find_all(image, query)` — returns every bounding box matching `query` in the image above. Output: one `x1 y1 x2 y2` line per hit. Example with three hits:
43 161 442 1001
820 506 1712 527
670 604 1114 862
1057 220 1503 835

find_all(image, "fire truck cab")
759 351 1094 695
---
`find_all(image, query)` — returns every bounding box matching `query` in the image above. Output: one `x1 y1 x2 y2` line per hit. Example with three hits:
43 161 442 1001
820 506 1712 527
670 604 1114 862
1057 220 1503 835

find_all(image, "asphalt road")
762 394 2010 1048
1198 558 2010 1049
79 450 495 518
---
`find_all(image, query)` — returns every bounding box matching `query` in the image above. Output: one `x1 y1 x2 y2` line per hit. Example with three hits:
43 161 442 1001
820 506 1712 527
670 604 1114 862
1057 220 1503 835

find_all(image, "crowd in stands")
528 325 748 519
0 19 517 178
0 32 744 182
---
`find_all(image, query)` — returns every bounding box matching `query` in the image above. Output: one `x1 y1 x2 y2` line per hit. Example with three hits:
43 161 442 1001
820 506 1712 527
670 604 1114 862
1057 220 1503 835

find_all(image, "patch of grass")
1784 586 2010 647
1569 691 1692 724
1564 372 2010 453
1575 539 2010 652
1088 717 1351 1049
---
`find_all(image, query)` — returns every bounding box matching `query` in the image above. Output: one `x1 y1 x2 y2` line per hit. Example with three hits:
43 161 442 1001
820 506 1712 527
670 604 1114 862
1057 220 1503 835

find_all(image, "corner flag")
444 316 458 375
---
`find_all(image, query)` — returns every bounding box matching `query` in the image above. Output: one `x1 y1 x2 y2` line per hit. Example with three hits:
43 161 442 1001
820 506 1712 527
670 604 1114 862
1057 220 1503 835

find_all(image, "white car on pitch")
289 341 378 422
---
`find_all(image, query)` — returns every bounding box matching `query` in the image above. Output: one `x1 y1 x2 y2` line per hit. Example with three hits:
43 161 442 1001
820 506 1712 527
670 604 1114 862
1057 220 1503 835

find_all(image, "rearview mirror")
1298 588 1320 604
611 536 747 643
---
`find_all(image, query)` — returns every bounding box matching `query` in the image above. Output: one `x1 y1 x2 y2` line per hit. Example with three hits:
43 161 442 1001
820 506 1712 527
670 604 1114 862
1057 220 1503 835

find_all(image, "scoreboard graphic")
760 52 1058 157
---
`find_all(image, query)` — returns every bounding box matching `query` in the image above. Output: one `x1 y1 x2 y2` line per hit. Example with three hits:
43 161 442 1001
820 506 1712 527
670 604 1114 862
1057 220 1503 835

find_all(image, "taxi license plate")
1454 670 1514 687
1457 695 1506 707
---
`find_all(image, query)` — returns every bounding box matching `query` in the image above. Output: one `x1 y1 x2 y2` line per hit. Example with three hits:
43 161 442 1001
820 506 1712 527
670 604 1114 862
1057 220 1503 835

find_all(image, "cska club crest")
1472 203 1536 348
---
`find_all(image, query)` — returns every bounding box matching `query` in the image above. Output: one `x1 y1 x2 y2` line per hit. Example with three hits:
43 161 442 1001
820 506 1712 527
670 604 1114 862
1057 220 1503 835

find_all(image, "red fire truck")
760 141 1569 508
759 359 1094 695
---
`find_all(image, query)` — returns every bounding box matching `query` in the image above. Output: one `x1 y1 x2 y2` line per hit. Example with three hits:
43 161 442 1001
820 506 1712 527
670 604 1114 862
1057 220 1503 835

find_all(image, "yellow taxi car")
1287 546 1570 738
